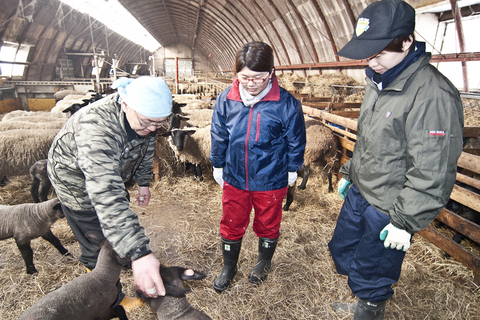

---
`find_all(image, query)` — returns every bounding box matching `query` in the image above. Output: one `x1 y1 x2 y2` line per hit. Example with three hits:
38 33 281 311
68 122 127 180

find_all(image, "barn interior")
1 0 480 319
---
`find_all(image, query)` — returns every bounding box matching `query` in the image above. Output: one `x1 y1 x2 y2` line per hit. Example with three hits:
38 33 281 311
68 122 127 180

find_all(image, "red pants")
220 182 288 241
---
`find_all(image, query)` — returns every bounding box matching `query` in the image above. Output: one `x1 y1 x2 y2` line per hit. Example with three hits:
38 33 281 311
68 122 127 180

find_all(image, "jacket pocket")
419 130 449 172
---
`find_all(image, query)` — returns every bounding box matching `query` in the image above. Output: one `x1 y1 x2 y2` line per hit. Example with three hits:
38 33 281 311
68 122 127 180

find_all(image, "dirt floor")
1 167 480 320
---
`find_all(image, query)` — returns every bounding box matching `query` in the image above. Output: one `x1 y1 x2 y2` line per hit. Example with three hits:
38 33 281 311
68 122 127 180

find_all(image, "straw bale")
305 73 360 98
277 72 305 92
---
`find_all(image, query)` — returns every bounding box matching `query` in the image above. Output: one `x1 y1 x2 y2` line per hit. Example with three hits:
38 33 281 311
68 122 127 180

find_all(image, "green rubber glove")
379 223 411 252
338 178 352 200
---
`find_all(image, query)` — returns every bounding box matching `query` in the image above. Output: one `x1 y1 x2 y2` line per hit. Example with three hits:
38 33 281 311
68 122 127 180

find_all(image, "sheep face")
165 129 196 151
168 114 190 130
138 265 211 320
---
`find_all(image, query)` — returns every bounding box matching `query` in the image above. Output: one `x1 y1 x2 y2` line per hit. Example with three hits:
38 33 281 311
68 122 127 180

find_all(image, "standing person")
328 0 464 319
210 41 306 292
47 76 171 309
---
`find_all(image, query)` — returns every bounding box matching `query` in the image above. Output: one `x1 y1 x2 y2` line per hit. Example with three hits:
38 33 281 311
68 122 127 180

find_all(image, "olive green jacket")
341 54 464 234
47 93 156 260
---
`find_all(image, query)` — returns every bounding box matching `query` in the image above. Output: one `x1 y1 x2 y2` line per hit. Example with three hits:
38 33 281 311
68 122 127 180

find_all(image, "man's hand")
137 186 151 206
131 253 165 298
379 223 411 252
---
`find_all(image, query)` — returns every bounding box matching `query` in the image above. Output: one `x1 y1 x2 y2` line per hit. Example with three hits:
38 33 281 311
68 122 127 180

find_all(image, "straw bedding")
0 165 479 319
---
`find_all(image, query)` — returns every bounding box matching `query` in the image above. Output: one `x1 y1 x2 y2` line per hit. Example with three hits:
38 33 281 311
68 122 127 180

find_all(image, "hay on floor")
1 167 479 319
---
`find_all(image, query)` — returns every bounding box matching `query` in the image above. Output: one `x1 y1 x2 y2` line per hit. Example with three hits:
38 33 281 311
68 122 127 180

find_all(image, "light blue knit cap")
111 76 172 118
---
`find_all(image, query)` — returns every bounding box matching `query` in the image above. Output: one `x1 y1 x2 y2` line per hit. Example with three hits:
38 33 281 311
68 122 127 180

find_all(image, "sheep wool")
0 129 60 178
0 120 66 131
183 109 213 128
0 199 62 238
2 110 67 122
169 125 212 166
304 118 337 167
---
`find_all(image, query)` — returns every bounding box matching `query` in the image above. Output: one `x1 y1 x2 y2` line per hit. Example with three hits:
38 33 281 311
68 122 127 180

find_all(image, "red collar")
226 74 280 102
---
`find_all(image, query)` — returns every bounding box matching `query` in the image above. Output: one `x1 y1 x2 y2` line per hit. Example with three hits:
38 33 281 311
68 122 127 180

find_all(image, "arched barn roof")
0 0 479 89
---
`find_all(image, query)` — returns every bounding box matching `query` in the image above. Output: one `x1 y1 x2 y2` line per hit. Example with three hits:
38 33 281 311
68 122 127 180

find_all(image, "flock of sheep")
0 89 339 319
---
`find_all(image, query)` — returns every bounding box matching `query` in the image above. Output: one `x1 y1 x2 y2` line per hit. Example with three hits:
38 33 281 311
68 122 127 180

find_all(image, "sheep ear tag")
180 268 207 281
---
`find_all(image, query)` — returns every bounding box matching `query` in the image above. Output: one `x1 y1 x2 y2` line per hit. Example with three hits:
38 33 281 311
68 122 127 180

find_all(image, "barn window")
59 0 161 52
0 41 31 78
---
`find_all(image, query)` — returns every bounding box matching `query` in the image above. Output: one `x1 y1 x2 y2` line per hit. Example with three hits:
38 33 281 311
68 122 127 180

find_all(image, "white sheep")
169 108 213 131
0 198 70 274
0 129 60 179
283 117 338 211
140 265 212 320
53 89 88 101
182 99 212 110
167 125 212 180
0 120 66 131
18 232 128 320
51 92 103 115
183 109 213 128
2 110 68 122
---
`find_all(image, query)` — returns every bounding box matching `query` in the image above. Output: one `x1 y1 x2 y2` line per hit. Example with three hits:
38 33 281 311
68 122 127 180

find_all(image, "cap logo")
356 18 370 37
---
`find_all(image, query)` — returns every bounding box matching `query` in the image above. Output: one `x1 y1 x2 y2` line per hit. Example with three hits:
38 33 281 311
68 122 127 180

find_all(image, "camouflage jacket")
47 93 156 260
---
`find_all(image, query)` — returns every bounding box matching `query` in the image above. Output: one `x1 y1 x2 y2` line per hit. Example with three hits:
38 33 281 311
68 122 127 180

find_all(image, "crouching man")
48 76 172 310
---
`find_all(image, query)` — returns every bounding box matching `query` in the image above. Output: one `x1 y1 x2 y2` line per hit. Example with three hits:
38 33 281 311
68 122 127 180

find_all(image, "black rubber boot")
248 237 278 284
353 299 386 320
213 237 242 292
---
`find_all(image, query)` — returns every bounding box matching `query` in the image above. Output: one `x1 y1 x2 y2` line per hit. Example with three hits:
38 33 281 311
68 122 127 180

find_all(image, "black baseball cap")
337 0 416 60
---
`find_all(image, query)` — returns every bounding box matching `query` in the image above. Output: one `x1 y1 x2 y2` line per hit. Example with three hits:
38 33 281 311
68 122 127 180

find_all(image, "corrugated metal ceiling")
0 0 478 81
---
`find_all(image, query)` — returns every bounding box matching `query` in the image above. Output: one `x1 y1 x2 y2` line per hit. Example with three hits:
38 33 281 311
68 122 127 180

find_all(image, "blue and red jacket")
210 75 306 191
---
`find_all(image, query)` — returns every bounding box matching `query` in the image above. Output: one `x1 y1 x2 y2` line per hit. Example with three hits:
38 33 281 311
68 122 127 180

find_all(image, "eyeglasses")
238 72 271 84
134 111 168 129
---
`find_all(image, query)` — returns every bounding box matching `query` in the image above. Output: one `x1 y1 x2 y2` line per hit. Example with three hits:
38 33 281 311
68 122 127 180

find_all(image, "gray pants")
60 203 103 270
60 203 124 304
